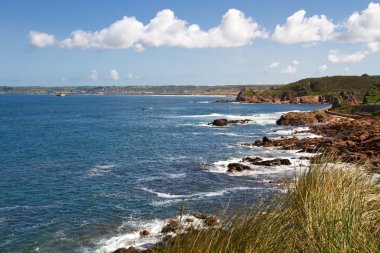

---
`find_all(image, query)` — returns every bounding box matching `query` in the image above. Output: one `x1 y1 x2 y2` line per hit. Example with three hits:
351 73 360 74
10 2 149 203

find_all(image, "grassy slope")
261 75 380 99
155 157 380 253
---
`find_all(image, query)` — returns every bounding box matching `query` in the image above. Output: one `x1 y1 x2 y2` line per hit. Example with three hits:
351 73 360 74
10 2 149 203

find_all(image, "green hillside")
267 75 380 98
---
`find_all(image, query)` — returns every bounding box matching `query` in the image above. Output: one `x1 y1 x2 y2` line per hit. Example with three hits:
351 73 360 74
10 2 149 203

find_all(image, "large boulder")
227 163 251 172
209 119 228 126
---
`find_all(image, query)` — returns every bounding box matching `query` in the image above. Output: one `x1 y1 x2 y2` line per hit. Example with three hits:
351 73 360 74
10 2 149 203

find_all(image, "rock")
263 136 271 144
242 157 262 163
236 87 273 103
208 119 252 126
276 111 332 126
161 219 182 233
209 119 228 126
185 217 194 223
227 163 251 172
194 213 208 220
252 158 291 166
139 230 150 237
112 247 141 253
268 180 289 184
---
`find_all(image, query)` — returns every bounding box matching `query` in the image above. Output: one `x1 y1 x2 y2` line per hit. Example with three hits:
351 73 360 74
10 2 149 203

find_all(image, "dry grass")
155 157 380 253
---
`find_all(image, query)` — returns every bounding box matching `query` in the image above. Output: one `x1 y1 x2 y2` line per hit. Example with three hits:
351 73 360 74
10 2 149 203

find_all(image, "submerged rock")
208 118 252 126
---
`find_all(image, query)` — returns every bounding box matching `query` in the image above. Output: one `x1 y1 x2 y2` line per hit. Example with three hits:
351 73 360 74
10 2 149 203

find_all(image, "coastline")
107 106 380 253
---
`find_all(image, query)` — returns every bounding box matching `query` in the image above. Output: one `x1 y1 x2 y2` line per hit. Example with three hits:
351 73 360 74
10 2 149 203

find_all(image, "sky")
0 0 380 86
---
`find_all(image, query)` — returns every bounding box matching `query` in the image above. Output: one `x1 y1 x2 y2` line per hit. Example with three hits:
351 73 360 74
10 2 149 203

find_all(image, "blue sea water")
0 95 327 252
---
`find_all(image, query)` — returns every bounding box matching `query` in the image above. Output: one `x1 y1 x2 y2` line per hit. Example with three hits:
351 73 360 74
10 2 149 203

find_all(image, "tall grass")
155 158 380 253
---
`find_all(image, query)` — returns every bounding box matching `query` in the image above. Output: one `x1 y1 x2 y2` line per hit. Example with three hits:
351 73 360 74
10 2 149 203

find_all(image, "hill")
236 75 380 104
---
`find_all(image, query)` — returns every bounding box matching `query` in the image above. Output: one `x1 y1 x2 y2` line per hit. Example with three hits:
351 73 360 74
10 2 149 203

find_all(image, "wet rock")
268 180 289 184
208 119 252 126
112 247 141 253
139 230 150 237
227 163 251 172
161 219 182 233
209 119 228 126
242 157 262 163
252 158 291 166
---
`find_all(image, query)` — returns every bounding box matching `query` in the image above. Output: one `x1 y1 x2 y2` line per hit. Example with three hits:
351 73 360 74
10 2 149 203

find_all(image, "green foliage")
155 157 380 253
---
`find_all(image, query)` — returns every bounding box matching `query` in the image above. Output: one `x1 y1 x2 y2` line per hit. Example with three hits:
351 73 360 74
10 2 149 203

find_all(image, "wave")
91 214 211 253
87 163 117 177
267 127 322 139
174 110 302 126
142 186 259 201
208 151 313 177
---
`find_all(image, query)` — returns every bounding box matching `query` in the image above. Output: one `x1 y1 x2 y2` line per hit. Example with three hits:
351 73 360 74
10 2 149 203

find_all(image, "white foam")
92 218 165 253
175 110 302 126
91 214 211 253
208 150 314 178
87 164 116 177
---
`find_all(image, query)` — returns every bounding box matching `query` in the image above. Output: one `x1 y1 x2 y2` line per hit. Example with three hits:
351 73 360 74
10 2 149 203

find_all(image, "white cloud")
366 42 380 52
281 65 298 74
273 10 335 44
56 9 267 50
29 31 56 47
318 64 328 73
90 70 99 81
327 50 367 63
281 60 300 74
337 2 380 43
109 69 119 81
269 62 280 68
127 73 134 79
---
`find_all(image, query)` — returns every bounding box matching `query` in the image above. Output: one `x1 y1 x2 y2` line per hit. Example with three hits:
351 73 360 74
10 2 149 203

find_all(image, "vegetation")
156 157 380 253
238 75 380 100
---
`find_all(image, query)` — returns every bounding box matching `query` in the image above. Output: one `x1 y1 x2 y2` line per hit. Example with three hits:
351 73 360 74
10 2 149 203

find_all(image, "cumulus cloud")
281 60 300 74
56 9 267 50
327 50 367 63
337 2 380 43
109 69 119 81
29 31 56 47
273 10 335 44
90 70 99 81
269 62 280 68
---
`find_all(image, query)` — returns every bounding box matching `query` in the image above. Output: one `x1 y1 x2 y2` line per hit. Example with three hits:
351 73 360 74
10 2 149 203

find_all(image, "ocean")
0 95 327 252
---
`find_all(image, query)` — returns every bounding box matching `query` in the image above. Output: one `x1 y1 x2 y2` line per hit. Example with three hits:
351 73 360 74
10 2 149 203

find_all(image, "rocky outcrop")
227 163 251 172
208 119 252 126
244 117 380 167
276 111 332 126
236 87 273 103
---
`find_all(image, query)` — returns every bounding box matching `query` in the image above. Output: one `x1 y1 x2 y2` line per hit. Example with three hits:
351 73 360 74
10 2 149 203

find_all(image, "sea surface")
0 95 328 252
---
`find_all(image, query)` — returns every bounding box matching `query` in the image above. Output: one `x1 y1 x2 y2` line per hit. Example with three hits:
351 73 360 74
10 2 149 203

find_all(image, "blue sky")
0 0 379 86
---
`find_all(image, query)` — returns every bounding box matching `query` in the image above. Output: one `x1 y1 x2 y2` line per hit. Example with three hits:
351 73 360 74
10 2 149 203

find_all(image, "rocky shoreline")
111 108 379 253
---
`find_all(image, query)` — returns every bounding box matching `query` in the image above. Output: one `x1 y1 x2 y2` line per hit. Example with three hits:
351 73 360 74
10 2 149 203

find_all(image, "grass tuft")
155 157 380 253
